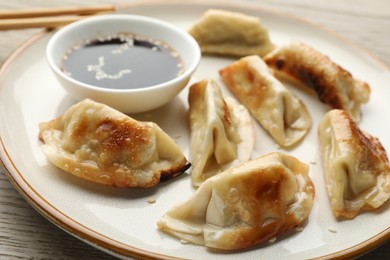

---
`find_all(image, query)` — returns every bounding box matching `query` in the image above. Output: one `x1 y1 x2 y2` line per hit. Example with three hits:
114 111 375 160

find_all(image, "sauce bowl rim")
46 14 201 93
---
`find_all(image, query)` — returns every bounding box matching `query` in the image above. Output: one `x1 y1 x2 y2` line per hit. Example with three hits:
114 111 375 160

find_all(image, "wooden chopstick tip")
0 5 116 30
0 4 116 19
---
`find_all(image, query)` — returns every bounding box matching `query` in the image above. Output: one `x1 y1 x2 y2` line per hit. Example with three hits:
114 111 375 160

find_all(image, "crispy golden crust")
219 55 312 148
325 110 389 176
220 58 269 109
39 99 189 188
318 109 390 219
264 41 370 122
158 152 315 250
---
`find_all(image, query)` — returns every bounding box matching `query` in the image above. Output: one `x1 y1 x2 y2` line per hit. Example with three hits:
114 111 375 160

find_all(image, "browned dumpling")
188 9 274 57
38 99 189 188
157 152 315 251
188 79 254 187
219 55 312 148
264 41 370 122
318 109 390 219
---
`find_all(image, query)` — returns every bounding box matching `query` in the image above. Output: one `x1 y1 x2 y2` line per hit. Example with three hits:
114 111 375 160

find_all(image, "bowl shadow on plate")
46 94 190 200
129 94 190 135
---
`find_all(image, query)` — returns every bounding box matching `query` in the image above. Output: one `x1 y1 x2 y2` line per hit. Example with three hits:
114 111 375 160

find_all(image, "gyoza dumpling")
318 109 390 219
219 55 312 148
157 152 315 250
264 41 370 122
38 99 189 188
188 9 274 57
188 79 254 187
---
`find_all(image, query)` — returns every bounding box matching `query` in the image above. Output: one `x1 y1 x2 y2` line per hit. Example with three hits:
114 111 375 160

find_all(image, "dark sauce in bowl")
61 33 184 89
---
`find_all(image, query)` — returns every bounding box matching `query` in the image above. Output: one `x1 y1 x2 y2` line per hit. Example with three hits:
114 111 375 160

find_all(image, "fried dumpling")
188 9 274 57
219 55 312 148
264 41 370 122
38 99 189 188
157 152 315 250
318 109 390 219
188 79 254 187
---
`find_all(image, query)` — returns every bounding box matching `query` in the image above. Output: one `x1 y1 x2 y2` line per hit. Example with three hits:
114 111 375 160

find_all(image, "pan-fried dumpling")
188 9 274 57
188 79 254 187
318 109 390 219
219 55 312 148
264 41 370 122
157 152 315 250
38 99 189 188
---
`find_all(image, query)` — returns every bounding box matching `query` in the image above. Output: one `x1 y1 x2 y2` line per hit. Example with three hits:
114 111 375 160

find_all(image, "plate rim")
0 0 389 259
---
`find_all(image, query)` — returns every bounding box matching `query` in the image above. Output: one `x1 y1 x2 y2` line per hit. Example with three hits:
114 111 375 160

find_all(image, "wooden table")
0 0 389 259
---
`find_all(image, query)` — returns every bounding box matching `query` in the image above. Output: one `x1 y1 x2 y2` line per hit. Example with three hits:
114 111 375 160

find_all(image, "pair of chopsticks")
0 5 115 30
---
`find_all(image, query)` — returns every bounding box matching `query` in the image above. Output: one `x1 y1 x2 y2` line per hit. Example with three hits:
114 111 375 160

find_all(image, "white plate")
1 1 390 259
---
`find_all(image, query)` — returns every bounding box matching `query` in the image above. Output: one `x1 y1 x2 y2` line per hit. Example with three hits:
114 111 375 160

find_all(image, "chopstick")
0 16 91 30
0 5 115 30
0 5 115 19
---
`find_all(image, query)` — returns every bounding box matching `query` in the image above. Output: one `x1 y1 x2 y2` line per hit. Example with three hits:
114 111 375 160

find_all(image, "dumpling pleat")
188 79 254 186
39 99 189 188
157 152 315 251
318 109 390 219
219 55 312 148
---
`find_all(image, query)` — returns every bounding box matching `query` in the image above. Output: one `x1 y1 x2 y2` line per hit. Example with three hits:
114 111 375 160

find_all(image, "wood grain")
0 0 389 259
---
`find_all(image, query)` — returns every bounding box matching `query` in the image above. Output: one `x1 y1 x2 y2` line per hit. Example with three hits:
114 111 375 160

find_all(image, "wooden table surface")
0 0 389 259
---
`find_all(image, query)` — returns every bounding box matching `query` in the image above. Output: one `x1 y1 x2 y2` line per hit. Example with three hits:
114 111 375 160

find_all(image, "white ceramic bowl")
46 14 201 113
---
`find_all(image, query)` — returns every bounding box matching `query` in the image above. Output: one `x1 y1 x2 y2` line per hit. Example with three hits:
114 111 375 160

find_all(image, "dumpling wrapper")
188 79 254 187
38 99 189 188
157 152 315 250
188 9 274 57
264 41 370 122
318 109 390 219
219 55 312 148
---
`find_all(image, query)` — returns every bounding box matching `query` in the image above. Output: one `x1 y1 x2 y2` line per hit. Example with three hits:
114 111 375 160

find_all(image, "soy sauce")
61 33 184 89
